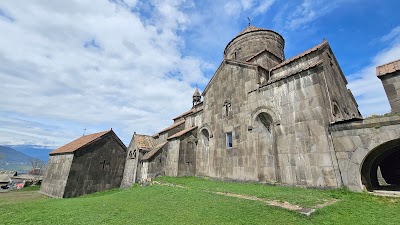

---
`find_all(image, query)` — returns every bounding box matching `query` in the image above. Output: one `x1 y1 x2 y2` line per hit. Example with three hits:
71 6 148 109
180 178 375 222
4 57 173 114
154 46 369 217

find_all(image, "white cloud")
347 26 400 116
0 0 208 146
254 0 275 15
282 0 351 30
224 0 275 16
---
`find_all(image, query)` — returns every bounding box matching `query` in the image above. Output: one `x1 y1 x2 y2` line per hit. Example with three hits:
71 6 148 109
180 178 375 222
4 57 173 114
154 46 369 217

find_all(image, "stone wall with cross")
62 133 126 198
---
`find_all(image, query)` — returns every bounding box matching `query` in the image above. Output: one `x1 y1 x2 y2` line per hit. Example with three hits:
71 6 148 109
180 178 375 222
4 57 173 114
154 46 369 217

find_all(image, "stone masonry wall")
146 145 168 179
165 139 180 176
63 134 126 198
320 48 361 121
40 154 74 198
178 132 197 176
225 30 285 64
329 115 400 191
380 72 400 113
253 67 340 187
121 134 137 188
202 62 259 181
201 54 342 187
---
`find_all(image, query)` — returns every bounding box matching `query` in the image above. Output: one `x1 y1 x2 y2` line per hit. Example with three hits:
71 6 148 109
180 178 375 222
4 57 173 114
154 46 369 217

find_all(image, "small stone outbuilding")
40 129 126 198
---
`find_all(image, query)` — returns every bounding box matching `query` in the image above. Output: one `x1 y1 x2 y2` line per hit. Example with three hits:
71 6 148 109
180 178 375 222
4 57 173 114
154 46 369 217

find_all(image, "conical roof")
237 25 267 36
193 88 201 97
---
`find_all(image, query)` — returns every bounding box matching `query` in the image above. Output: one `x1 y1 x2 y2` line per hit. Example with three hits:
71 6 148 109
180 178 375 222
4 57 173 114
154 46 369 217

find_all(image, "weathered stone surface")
330 117 400 191
41 131 126 198
40 154 73 198
121 25 400 193
378 63 400 113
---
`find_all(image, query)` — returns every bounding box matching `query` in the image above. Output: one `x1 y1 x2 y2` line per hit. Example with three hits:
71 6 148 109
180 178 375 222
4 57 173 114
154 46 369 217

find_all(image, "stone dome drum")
224 26 285 63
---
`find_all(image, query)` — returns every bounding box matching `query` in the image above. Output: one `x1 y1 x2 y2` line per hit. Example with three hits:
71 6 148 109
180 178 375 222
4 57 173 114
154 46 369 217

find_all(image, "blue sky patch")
0 8 15 22
83 39 101 50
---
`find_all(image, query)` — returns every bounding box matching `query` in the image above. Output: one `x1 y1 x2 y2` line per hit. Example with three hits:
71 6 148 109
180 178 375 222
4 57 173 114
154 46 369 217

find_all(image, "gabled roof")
167 126 197 140
134 134 156 151
204 40 330 96
142 141 168 161
245 49 283 63
262 60 323 87
172 103 204 122
173 109 194 121
156 119 185 135
271 39 328 71
50 130 111 155
202 59 260 96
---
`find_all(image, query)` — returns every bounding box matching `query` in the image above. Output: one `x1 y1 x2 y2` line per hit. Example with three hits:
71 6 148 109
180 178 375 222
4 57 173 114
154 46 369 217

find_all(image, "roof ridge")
156 119 185 135
167 126 197 140
142 141 168 161
49 130 111 155
271 39 328 71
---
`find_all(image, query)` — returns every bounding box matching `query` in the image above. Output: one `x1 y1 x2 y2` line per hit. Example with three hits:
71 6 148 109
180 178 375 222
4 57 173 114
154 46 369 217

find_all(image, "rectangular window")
226 132 233 148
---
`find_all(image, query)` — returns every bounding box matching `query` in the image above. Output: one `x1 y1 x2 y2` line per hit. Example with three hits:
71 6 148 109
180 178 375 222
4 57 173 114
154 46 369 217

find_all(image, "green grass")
156 176 341 207
0 177 399 225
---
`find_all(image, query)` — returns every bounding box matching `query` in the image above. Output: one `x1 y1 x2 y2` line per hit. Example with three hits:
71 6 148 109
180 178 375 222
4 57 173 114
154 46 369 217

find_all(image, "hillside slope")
0 145 44 171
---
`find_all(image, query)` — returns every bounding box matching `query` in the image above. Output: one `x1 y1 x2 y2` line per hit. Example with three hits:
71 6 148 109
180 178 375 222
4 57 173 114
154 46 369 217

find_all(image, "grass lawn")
0 177 399 224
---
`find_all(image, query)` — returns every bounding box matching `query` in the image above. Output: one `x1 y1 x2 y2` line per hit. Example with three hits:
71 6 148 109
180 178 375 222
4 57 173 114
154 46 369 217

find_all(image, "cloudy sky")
0 0 399 148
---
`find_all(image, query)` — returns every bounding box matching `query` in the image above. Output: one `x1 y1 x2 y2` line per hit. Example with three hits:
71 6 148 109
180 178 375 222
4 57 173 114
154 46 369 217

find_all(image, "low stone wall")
329 115 400 191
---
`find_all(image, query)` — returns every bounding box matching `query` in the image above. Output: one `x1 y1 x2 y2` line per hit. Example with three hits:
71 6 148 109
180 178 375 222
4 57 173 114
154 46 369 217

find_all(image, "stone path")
372 190 400 198
152 181 338 216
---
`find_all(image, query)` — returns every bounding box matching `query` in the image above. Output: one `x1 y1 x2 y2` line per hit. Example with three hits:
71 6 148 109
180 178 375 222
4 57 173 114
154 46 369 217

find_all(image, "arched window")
332 102 342 120
256 112 273 134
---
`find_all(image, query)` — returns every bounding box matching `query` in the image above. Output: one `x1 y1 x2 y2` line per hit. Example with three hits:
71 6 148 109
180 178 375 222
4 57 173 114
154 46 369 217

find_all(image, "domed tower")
192 88 201 107
224 25 285 69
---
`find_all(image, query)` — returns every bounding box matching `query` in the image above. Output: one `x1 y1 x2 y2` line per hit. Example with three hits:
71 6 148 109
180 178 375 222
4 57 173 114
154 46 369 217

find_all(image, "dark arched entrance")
361 139 400 191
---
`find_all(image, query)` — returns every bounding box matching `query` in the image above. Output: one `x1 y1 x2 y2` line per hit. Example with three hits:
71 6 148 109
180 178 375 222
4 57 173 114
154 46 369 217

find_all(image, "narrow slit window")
226 132 233 148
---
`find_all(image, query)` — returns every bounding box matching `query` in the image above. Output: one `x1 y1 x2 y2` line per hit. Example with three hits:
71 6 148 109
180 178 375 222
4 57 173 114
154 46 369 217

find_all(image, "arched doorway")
197 128 210 175
200 129 210 151
361 139 400 191
254 112 277 182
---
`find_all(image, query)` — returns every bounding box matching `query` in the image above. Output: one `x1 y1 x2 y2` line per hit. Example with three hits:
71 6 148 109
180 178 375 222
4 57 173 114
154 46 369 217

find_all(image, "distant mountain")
0 145 44 171
6 145 54 162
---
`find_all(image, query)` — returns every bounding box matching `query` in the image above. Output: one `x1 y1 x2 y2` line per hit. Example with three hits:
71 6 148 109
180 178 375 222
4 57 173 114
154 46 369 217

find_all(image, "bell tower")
192 88 201 107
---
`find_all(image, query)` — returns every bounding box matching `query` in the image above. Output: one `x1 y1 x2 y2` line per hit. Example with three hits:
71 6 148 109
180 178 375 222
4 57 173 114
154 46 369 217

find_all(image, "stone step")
372 190 400 197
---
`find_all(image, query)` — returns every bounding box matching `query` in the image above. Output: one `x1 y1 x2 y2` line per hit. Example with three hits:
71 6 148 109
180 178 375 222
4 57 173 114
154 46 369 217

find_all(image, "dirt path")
152 181 338 216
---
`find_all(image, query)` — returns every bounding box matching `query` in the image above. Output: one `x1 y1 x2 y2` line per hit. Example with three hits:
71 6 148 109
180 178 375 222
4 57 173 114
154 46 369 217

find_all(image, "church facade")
122 26 400 192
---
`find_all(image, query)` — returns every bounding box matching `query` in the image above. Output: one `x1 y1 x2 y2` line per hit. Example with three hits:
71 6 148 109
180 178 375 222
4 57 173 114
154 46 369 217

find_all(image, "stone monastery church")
41 25 400 198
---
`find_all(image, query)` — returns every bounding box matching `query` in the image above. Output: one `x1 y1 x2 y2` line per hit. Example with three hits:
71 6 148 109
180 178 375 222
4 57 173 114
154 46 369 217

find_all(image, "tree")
29 159 46 181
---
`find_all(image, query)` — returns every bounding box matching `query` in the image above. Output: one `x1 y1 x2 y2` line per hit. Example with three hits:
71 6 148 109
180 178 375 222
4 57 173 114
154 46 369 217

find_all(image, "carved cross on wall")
100 159 110 170
223 100 231 116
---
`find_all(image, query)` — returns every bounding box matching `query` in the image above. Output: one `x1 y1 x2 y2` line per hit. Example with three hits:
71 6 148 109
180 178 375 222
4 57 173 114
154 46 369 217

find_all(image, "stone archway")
253 112 279 183
200 129 210 152
196 127 211 176
360 139 400 191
